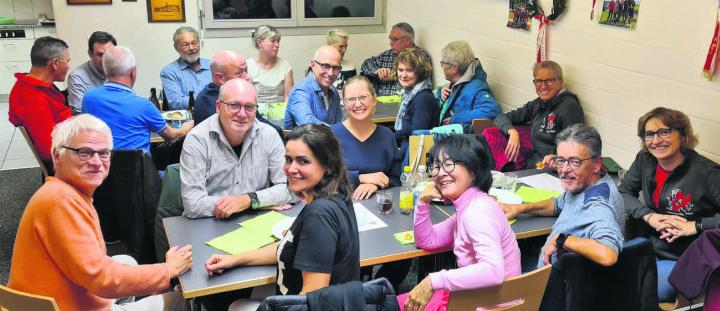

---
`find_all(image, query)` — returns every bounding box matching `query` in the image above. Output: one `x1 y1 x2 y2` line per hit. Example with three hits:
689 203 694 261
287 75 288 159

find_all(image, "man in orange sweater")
8 114 193 311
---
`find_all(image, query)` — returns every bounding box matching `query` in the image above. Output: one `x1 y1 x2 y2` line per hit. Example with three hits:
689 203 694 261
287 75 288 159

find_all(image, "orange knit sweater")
8 177 170 311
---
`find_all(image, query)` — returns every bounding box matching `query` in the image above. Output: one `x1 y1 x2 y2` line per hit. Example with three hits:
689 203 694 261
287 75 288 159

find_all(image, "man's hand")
353 183 379 201
540 154 556 170
213 195 251 218
180 120 194 133
359 172 389 188
505 128 521 162
166 245 193 278
375 68 393 81
500 202 522 220
658 219 697 243
542 234 559 265
404 276 434 311
644 213 687 231
440 86 451 101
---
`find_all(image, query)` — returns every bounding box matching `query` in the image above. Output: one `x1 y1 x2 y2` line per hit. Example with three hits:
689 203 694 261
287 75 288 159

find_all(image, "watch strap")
247 192 260 209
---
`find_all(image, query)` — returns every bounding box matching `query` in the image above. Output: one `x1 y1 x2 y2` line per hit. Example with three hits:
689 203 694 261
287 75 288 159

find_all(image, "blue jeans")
657 259 677 302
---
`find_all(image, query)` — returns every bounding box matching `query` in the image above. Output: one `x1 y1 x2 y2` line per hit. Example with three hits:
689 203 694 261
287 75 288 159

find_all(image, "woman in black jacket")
619 107 720 303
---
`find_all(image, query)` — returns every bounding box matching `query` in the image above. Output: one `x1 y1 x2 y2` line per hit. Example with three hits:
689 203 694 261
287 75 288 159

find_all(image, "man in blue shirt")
83 46 193 153
284 45 343 129
161 26 211 110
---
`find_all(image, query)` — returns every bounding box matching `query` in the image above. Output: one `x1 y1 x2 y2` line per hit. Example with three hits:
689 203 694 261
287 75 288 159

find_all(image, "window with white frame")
201 0 383 30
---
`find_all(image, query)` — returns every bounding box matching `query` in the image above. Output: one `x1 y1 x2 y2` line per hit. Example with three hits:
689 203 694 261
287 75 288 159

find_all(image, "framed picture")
146 0 186 23
67 0 111 4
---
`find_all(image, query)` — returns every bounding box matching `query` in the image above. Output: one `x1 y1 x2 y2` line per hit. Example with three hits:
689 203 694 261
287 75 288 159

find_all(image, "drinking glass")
376 190 393 215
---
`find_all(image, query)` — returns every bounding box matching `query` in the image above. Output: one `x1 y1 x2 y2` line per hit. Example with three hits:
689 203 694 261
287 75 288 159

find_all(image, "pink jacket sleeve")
413 201 455 251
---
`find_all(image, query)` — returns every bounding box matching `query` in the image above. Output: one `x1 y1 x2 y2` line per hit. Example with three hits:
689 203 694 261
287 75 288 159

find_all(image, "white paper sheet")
518 173 564 192
353 203 388 232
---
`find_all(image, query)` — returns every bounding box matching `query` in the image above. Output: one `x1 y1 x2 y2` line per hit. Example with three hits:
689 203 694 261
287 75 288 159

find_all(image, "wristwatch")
696 221 703 234
556 233 569 254
247 192 260 209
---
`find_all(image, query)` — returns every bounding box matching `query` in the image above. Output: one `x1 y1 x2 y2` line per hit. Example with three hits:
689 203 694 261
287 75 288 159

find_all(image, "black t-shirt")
276 196 360 295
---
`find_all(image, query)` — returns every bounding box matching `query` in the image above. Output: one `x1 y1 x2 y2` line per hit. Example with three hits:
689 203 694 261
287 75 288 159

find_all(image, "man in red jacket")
8 36 72 172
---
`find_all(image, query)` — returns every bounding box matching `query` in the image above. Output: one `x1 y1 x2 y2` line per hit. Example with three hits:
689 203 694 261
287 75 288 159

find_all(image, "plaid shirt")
361 46 431 96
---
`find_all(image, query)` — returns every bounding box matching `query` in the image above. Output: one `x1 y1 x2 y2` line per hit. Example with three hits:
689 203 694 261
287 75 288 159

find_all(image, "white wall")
388 0 720 167
51 0 387 102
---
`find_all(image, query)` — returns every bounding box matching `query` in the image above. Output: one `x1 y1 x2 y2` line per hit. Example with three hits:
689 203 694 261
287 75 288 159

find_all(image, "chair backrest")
17 126 50 179
154 163 184 261
471 118 495 135
447 264 552 311
0 284 59 311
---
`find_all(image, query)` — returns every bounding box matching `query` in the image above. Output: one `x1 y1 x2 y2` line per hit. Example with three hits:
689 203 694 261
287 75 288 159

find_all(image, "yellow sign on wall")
146 0 186 23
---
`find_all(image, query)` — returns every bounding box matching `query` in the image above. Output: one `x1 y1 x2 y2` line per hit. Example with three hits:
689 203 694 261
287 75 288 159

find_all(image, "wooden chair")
447 264 552 311
0 284 59 311
471 118 495 135
17 126 51 179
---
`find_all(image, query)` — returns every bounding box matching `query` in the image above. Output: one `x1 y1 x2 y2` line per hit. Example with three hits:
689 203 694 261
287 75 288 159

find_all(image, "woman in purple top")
400 135 522 311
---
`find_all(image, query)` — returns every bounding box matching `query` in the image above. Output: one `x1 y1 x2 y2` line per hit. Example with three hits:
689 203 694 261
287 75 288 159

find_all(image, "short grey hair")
102 46 135 78
326 28 349 45
533 60 564 81
30 36 68 67
251 25 280 50
173 26 199 46
555 124 602 158
392 22 415 40
441 40 476 74
51 114 113 157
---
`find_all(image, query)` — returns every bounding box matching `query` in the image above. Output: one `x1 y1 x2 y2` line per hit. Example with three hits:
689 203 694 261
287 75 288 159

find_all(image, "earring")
325 171 331 176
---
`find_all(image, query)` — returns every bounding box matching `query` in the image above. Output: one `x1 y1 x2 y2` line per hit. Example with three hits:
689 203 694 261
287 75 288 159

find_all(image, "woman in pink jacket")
400 135 522 311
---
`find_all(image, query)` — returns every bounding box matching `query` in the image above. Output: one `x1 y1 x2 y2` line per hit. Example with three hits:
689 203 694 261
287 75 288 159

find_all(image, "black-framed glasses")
178 41 199 49
344 94 372 105
429 159 464 177
440 61 455 67
389 35 408 43
553 157 595 170
62 146 111 162
532 78 558 86
312 60 342 73
218 99 258 114
643 128 673 141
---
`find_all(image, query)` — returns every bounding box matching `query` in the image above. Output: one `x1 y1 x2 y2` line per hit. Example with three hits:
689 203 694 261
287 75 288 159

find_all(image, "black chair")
93 149 162 264
257 278 400 311
539 237 658 311
154 163 184 262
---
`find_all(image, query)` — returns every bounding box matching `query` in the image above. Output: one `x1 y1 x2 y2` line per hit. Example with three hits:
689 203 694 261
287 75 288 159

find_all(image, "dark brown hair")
637 107 698 151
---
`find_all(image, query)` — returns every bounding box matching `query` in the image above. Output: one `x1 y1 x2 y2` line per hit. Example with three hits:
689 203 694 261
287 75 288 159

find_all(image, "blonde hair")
250 25 280 50
441 40 476 73
51 114 113 157
326 28 349 45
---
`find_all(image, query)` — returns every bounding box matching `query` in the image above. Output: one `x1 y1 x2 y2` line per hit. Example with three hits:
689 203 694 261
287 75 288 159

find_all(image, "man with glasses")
8 114 192 311
9 36 72 171
161 26 211 110
181 78 293 218
361 22 431 96
67 31 116 114
502 124 624 268
83 46 192 154
284 45 344 129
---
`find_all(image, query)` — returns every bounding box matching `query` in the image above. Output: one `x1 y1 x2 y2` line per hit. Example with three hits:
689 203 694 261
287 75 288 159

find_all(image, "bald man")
180 78 294 218
193 50 250 125
283 45 344 129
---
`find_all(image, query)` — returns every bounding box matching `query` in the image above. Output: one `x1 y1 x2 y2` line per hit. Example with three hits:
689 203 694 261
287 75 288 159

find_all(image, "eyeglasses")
55 58 71 65
440 61 455 67
532 78 558 86
429 159 464 177
62 146 111 162
344 94 372 105
643 128 673 141
553 157 595 170
178 41 199 49
219 99 258 114
312 60 342 73
389 35 408 43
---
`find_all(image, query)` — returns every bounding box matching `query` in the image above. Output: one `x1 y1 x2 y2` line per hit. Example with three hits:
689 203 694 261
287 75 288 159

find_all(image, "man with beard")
180 78 293 219
161 26 211 110
283 45 343 129
501 124 624 268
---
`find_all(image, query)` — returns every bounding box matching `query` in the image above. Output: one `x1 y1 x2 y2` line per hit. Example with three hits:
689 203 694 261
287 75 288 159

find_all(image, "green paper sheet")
394 231 415 245
377 95 401 104
515 186 562 203
509 218 517 225
206 227 276 254
239 211 289 237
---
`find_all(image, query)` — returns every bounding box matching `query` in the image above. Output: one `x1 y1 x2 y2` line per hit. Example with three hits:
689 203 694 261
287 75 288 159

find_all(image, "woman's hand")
540 154 556 170
657 219 697 243
418 182 442 204
440 86 451 101
404 276 434 311
353 183 379 201
644 213 687 231
205 254 237 276
504 128 521 162
358 172 389 188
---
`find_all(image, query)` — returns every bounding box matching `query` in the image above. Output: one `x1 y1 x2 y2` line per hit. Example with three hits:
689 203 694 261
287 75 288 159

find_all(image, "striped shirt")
180 114 293 218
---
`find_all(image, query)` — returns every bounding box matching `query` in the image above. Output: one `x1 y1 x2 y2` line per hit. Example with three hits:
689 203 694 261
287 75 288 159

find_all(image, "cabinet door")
0 40 34 62
0 61 30 94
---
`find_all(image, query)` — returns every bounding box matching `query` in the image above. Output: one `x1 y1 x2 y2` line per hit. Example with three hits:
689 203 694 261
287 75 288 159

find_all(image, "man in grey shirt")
180 78 293 218
502 124 624 268
66 31 116 114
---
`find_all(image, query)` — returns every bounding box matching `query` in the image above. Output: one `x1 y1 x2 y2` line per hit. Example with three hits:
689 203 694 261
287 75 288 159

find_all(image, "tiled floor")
0 102 39 170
